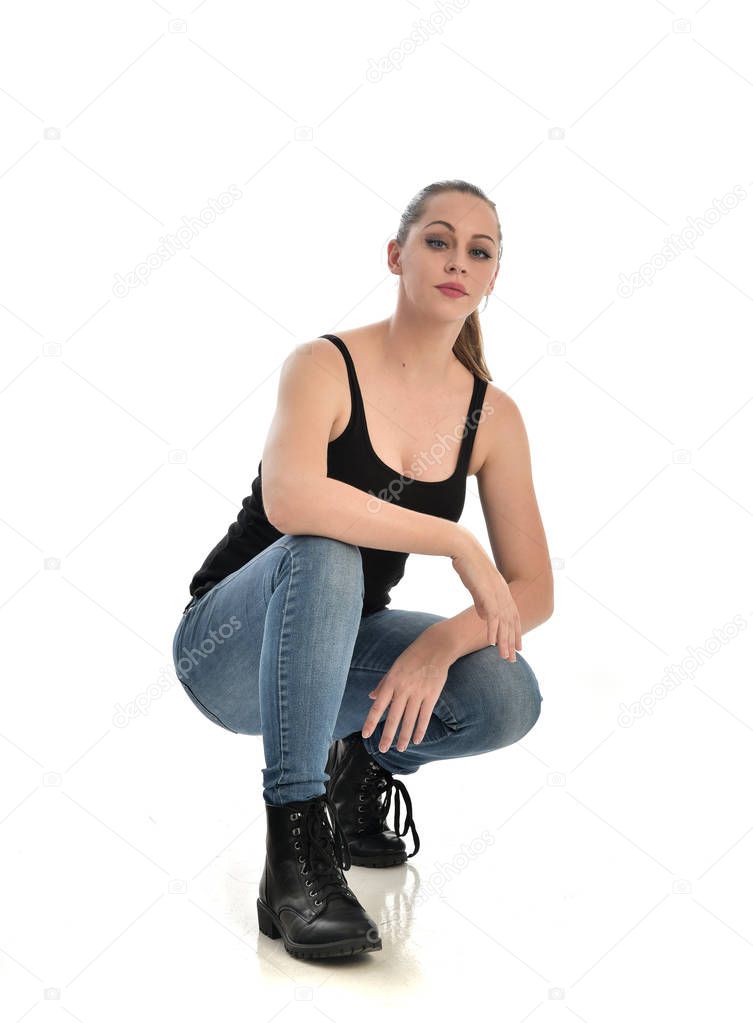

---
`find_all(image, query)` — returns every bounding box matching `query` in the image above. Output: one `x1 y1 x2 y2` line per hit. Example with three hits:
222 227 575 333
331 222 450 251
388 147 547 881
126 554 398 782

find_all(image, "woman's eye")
426 237 491 259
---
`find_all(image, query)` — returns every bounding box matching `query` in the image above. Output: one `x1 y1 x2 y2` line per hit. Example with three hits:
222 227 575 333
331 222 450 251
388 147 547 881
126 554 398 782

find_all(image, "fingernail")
362 729 370 738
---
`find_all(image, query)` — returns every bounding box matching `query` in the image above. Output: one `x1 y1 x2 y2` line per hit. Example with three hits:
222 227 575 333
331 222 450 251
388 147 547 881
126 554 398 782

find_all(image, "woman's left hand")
361 629 452 753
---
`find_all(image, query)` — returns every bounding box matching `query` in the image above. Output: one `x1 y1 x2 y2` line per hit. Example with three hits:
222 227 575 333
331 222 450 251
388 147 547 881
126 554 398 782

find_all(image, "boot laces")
358 761 421 858
289 794 356 906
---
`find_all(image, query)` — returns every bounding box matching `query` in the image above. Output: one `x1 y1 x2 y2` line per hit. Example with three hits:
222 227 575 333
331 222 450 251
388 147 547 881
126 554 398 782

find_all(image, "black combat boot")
325 731 420 868
256 792 382 959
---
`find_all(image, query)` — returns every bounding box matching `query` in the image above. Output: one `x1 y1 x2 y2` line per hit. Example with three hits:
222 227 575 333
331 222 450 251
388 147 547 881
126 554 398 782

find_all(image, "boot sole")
256 898 382 959
348 851 407 867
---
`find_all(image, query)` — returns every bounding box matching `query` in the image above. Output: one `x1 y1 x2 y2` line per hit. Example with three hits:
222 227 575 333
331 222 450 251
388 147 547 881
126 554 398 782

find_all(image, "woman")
171 179 553 960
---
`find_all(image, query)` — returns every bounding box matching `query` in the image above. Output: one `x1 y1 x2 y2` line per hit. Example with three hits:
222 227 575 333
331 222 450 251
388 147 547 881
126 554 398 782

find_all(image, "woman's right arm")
260 338 469 559
261 339 511 646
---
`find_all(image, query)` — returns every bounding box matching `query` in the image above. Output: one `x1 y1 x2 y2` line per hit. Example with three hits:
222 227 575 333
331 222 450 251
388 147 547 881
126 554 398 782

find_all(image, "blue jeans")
171 534 543 805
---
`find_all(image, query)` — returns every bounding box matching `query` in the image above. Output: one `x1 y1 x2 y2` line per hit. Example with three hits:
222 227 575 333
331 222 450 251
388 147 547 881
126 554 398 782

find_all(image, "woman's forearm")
269 474 470 559
426 574 555 663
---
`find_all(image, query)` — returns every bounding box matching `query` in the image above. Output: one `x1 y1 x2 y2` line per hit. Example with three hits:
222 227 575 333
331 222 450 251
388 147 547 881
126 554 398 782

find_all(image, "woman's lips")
435 285 467 299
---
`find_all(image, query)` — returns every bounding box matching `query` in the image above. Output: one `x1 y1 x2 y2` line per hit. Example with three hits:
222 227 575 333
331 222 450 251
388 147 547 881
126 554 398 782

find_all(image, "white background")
2 0 752 1017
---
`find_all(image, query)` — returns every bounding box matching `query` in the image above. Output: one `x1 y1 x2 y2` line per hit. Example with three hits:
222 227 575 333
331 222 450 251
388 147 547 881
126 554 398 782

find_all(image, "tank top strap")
455 375 489 478
321 333 487 485
319 333 365 425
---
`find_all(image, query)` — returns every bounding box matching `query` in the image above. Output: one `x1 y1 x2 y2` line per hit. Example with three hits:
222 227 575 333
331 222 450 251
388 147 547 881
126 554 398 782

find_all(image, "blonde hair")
394 179 502 383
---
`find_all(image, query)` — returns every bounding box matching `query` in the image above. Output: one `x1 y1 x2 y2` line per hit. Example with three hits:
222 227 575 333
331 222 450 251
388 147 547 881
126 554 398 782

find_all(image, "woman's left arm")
424 385 555 664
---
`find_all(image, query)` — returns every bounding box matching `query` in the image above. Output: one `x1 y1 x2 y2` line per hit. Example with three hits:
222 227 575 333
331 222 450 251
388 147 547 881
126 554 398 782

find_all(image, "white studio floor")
8 626 751 1022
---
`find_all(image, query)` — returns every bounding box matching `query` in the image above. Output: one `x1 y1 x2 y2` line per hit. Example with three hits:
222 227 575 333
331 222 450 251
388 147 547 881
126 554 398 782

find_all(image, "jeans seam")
173 603 239 734
179 677 238 733
274 545 296 795
200 541 294 608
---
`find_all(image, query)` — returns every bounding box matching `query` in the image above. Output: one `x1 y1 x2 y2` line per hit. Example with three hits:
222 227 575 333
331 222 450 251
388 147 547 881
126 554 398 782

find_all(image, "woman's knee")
496 654 542 746
278 534 364 600
455 648 543 749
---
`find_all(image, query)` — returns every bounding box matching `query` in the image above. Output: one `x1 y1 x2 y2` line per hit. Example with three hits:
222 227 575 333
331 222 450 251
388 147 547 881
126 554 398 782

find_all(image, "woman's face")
391 192 501 317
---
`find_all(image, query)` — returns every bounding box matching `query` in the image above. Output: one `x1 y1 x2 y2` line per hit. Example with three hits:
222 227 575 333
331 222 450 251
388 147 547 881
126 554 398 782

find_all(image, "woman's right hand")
450 528 522 661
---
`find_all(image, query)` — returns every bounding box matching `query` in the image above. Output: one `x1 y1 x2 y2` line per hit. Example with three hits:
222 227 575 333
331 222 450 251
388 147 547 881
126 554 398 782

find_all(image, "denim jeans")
171 534 543 805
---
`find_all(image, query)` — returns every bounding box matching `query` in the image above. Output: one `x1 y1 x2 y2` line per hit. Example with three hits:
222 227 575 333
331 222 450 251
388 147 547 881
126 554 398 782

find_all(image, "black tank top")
185 333 489 616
